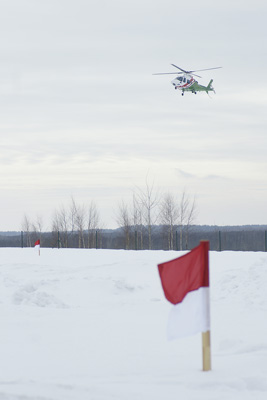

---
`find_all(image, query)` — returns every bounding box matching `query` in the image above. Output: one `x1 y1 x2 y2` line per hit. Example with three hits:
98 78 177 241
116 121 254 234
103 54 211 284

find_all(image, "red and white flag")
34 239 40 250
158 241 210 340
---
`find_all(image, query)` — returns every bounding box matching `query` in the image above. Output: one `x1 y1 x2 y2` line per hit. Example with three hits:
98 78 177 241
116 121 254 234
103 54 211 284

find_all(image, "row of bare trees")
21 197 101 248
116 179 196 250
21 181 196 250
161 191 196 250
51 197 101 248
21 215 44 247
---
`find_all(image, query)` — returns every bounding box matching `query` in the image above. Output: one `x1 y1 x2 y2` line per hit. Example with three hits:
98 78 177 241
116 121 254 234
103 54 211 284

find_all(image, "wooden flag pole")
202 331 211 371
200 240 211 371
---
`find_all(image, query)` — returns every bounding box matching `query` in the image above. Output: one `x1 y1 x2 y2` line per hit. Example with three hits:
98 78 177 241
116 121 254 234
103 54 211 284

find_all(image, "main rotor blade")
171 64 188 73
152 72 183 75
189 67 222 73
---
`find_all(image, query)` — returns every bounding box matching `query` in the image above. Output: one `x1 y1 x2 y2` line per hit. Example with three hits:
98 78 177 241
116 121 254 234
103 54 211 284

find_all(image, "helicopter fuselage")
171 74 214 94
171 74 194 89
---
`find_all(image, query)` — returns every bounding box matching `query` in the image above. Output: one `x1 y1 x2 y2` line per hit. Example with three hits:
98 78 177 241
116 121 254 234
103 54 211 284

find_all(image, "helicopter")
153 64 222 96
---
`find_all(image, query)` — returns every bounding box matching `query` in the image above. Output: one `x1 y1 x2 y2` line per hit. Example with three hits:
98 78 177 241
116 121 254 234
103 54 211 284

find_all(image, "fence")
1 227 267 251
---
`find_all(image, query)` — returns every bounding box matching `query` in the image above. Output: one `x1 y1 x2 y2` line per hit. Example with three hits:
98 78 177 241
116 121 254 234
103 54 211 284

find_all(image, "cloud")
175 169 196 179
175 168 231 182
203 174 230 181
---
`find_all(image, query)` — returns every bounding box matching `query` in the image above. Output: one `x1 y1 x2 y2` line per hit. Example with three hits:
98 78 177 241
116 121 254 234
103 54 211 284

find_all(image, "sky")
0 0 267 230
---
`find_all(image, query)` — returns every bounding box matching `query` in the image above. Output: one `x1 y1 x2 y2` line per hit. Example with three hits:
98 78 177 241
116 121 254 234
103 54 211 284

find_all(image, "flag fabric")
158 241 210 339
34 239 40 249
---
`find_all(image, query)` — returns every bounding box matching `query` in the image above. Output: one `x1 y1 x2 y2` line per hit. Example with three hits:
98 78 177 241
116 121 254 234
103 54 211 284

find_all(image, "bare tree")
75 203 86 248
135 177 160 250
52 206 69 247
185 196 197 249
160 192 179 250
178 191 189 250
116 201 131 249
35 215 43 234
132 193 144 250
31 215 43 244
87 201 100 248
21 214 32 247
69 196 78 238
177 191 197 250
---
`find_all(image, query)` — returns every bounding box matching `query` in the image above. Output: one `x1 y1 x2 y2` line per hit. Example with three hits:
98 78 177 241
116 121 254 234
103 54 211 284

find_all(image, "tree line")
1 179 266 251
18 180 197 251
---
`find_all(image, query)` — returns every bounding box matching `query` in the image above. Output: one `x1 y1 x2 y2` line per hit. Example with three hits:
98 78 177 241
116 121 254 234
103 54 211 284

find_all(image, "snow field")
0 248 267 399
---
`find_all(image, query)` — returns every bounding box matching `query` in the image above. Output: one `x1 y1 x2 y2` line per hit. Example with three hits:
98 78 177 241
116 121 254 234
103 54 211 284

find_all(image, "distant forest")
1 225 267 252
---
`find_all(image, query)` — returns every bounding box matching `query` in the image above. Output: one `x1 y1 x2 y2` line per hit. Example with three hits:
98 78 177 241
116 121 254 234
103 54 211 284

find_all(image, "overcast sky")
0 0 267 230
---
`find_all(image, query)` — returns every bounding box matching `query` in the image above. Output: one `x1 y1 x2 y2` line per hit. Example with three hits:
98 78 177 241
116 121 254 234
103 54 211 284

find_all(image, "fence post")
95 230 98 249
21 231 23 248
176 230 178 250
57 231 60 249
265 231 267 252
135 230 138 250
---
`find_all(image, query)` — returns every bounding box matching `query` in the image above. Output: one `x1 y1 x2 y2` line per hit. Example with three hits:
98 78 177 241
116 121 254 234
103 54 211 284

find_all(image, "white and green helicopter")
153 64 222 96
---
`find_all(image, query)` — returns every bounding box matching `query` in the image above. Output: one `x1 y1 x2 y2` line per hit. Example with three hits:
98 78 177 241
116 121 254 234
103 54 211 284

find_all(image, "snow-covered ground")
0 248 267 400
